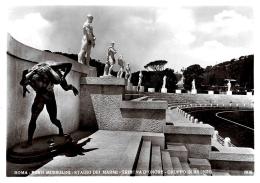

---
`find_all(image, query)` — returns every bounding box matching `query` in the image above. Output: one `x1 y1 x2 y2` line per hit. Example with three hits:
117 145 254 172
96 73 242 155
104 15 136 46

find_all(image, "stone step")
161 150 173 176
135 140 151 176
150 146 163 176
188 158 211 173
212 169 231 176
181 162 192 176
167 144 188 162
171 157 183 175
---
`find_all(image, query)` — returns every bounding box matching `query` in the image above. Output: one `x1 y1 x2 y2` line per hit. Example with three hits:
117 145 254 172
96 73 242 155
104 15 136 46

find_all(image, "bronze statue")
20 62 78 145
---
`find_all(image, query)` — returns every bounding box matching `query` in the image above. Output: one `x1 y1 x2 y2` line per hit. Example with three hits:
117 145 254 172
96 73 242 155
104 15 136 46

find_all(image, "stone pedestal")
161 88 167 93
80 77 125 130
247 92 252 96
176 89 181 94
138 86 144 92
100 75 114 78
132 86 138 92
191 89 197 94
126 83 133 91
148 88 155 93
208 91 214 95
226 91 232 95
7 135 72 163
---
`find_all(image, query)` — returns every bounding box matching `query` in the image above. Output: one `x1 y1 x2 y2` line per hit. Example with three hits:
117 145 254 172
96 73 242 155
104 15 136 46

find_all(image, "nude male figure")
125 63 132 84
78 14 96 66
20 62 78 145
117 55 124 78
103 41 117 76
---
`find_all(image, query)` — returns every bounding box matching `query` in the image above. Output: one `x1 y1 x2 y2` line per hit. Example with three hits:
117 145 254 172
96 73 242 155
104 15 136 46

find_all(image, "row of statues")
77 14 132 83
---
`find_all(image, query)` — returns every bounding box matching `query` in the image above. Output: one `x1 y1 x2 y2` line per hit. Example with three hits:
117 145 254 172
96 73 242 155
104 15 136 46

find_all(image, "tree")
183 64 205 90
144 60 168 71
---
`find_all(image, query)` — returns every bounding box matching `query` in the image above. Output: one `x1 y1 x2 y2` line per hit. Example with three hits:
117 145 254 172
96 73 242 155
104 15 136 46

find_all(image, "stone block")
164 122 214 136
226 91 232 95
81 77 125 86
208 91 214 94
189 158 211 171
175 90 182 94
191 89 197 94
167 144 188 162
247 92 252 96
209 147 254 171
139 86 144 92
132 86 138 92
148 88 155 92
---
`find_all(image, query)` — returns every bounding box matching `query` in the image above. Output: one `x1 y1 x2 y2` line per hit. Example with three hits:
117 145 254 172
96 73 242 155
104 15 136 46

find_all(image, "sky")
7 5 254 72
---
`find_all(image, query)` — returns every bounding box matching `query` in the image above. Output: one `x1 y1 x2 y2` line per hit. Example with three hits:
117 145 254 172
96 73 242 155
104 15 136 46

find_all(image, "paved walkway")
30 130 163 176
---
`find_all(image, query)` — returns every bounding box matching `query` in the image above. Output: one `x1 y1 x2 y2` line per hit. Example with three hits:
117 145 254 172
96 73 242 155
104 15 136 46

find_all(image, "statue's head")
111 41 115 47
87 14 94 23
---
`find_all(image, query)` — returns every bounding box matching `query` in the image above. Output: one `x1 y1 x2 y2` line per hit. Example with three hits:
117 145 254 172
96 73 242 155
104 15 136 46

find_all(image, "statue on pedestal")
78 14 96 66
137 71 143 91
117 55 124 78
20 62 78 145
227 80 231 92
192 79 196 90
162 75 167 89
125 63 132 85
161 75 168 93
103 41 117 76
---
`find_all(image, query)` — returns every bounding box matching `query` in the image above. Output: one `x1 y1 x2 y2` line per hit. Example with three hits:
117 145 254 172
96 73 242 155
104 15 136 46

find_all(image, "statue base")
148 88 155 93
226 91 232 95
191 89 197 94
247 92 253 96
161 88 167 93
138 86 144 92
132 86 138 92
126 83 133 91
7 134 72 164
175 89 182 94
100 75 114 78
208 90 214 94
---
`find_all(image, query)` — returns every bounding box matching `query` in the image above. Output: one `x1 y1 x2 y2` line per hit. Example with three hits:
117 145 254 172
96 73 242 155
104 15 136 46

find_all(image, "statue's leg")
120 69 124 78
117 70 121 78
28 95 45 145
103 61 109 76
78 41 87 64
85 44 91 66
108 64 114 76
46 92 64 136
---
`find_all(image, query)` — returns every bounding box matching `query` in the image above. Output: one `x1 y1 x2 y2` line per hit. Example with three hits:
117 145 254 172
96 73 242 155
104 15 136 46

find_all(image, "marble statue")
227 80 231 92
125 63 132 84
103 41 117 76
138 71 143 88
192 79 196 90
162 75 167 88
78 14 96 66
20 62 78 145
117 55 124 78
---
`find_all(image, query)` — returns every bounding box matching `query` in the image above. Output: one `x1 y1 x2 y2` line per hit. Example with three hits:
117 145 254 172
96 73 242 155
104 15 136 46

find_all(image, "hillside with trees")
45 50 253 92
